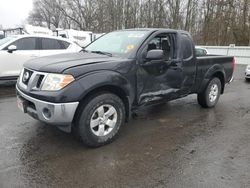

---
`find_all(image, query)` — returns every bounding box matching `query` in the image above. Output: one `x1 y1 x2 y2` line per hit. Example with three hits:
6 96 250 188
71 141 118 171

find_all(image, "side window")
144 33 174 60
195 48 207 57
59 34 67 38
60 41 70 49
10 37 36 50
147 38 160 51
41 38 64 50
181 34 193 59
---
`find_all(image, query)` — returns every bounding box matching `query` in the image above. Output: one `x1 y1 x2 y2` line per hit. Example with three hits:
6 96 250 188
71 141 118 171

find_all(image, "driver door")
136 32 184 105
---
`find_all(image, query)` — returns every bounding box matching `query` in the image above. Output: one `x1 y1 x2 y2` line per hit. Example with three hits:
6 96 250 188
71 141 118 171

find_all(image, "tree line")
28 0 250 46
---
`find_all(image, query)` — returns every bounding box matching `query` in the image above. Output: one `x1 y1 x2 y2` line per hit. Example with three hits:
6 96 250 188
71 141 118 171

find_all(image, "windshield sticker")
125 44 135 53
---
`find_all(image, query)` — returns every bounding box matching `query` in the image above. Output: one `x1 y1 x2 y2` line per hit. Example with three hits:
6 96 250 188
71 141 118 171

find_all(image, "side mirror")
146 49 164 61
7 45 17 53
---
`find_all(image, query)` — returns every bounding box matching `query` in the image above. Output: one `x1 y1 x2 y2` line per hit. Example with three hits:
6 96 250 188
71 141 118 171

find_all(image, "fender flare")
75 70 134 121
198 64 226 94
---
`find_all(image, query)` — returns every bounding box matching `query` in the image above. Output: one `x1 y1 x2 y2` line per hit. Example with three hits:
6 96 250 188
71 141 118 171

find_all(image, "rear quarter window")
60 41 70 49
181 34 193 59
41 38 67 50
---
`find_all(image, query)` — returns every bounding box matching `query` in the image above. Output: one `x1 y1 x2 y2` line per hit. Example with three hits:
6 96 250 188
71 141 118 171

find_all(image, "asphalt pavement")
0 65 249 188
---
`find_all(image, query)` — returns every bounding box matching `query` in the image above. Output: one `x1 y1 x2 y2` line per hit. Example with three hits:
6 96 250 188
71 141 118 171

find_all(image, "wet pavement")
0 65 249 188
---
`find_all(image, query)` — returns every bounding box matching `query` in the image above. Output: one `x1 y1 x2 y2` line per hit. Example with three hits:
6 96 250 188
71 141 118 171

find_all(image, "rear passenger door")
179 33 196 92
39 38 71 57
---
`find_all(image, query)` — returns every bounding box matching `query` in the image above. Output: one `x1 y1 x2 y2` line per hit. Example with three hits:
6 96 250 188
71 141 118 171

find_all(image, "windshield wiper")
90 51 113 57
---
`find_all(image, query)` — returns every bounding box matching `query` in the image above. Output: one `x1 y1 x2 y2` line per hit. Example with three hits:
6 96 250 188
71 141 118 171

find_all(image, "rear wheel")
75 93 125 147
197 77 221 108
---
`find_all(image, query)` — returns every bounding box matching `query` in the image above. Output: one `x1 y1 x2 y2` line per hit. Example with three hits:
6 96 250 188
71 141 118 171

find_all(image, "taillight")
232 57 236 72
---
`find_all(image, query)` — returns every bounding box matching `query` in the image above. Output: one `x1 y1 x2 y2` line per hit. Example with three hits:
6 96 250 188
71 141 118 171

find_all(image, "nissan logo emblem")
23 72 30 82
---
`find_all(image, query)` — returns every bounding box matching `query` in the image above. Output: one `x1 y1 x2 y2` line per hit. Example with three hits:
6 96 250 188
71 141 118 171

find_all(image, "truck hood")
24 52 121 73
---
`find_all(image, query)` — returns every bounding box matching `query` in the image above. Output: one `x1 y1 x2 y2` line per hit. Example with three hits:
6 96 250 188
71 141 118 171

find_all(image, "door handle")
169 60 182 70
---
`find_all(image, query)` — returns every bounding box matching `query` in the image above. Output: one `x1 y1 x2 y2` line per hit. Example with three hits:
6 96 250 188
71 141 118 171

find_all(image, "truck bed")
194 55 234 93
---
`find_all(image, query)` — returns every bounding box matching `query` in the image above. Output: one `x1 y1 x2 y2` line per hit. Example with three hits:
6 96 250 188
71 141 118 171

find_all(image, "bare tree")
28 0 63 29
27 0 250 46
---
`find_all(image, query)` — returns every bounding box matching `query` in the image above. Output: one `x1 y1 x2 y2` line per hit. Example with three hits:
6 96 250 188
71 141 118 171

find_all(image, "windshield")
85 30 149 57
0 36 17 46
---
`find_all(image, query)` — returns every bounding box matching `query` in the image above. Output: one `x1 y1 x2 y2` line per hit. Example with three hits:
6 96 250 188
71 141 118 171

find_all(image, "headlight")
41 73 75 91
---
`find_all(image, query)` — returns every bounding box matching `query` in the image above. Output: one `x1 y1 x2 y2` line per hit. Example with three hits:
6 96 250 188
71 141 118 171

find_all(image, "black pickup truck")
16 29 234 147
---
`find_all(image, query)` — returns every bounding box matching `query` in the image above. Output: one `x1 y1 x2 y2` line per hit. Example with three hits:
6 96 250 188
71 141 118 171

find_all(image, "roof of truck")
119 28 190 35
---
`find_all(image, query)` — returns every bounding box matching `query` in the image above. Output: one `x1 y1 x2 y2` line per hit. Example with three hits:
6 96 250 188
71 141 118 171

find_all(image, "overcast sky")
0 0 33 28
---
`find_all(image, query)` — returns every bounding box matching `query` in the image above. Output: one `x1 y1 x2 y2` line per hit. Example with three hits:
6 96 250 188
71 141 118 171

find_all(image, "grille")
19 68 47 91
22 69 33 85
36 75 45 88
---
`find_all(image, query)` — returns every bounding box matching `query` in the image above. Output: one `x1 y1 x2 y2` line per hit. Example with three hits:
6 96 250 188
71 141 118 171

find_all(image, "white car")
0 35 82 82
245 65 250 81
195 47 209 57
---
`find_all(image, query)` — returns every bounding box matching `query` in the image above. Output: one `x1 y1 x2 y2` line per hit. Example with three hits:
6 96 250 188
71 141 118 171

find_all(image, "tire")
197 77 221 108
245 77 250 82
75 93 125 147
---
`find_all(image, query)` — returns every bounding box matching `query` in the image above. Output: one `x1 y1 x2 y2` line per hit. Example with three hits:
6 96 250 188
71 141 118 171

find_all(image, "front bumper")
16 86 79 127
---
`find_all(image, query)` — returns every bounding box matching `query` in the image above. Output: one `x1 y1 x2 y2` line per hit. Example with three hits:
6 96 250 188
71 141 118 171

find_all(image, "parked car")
0 35 82 82
245 65 250 81
16 29 235 147
195 47 209 57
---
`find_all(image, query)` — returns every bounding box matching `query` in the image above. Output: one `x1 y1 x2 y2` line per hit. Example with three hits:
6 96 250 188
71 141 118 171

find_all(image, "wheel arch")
74 70 133 122
198 64 226 94
212 71 225 94
73 83 132 128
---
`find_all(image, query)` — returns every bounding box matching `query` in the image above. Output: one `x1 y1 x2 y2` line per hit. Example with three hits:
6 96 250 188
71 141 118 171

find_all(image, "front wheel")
197 77 222 108
75 93 125 147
